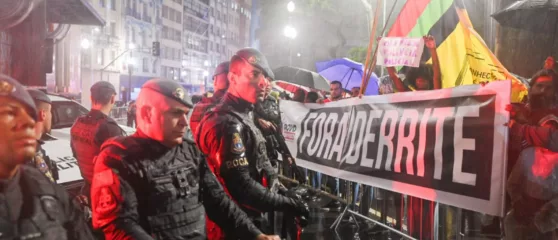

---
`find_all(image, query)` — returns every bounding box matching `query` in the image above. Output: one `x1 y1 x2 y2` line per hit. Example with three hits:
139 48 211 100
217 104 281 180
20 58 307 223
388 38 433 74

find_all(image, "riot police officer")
90 79 279 240
190 61 229 137
196 48 309 236
27 89 58 182
70 81 124 198
0 74 95 240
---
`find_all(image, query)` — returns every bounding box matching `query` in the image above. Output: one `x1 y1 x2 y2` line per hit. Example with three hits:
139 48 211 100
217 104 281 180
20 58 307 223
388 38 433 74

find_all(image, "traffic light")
152 41 160 56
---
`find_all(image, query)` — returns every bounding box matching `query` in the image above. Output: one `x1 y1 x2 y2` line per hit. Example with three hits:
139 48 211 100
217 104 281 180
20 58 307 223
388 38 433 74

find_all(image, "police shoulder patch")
231 132 245 154
95 187 117 215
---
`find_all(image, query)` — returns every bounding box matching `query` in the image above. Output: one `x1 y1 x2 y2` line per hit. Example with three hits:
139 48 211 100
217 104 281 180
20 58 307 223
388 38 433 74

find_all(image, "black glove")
290 198 310 219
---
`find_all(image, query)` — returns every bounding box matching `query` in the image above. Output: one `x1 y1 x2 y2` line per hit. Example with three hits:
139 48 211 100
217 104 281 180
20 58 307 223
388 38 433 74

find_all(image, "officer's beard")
529 93 554 110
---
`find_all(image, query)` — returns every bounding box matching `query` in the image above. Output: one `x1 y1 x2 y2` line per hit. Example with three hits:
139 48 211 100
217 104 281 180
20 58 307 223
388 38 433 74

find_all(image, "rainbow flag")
388 0 527 102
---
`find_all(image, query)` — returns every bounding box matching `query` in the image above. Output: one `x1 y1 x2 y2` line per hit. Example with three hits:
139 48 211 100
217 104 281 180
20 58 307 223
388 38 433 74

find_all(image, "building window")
169 8 175 21
152 60 157 73
100 0 105 8
143 58 148 72
111 0 116 10
110 22 116 36
141 31 146 46
162 5 168 18
111 51 116 67
131 28 136 43
97 49 104 65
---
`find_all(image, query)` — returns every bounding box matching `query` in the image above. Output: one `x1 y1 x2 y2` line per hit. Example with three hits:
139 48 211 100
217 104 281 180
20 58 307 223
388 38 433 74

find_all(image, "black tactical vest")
110 137 207 240
0 166 68 240
212 106 270 184
70 114 109 184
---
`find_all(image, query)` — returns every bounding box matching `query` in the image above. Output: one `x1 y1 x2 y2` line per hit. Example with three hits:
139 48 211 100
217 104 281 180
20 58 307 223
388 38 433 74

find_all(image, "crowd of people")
3 33 558 240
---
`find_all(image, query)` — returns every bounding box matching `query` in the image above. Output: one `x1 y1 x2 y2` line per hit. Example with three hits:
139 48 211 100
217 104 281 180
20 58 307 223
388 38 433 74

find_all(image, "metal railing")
277 164 503 240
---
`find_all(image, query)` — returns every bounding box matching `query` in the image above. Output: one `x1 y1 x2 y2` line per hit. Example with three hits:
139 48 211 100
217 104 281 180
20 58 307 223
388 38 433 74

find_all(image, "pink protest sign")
377 37 425 68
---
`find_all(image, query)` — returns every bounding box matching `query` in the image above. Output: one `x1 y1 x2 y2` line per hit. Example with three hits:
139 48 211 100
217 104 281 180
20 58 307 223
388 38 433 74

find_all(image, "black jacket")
71 109 124 184
196 93 301 217
90 131 261 240
0 165 95 240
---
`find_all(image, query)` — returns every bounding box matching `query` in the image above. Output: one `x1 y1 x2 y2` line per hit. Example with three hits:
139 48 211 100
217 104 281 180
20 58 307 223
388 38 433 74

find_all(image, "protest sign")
377 37 425 68
280 81 511 216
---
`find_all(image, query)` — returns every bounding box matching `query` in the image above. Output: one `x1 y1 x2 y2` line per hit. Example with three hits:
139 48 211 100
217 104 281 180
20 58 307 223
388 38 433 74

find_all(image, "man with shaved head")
90 79 278 240
197 48 309 237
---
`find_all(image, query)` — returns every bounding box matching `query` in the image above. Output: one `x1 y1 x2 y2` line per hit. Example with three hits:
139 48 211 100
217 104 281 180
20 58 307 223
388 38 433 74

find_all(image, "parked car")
43 94 135 192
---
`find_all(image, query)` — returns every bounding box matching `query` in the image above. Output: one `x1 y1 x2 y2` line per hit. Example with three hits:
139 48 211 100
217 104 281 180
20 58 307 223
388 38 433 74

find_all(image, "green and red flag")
388 0 527 102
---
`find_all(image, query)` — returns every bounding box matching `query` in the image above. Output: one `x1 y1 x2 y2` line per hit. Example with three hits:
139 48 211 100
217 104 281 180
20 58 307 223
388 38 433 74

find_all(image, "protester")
90 79 279 240
196 48 309 236
127 100 136 127
318 80 345 210
305 91 320 103
0 75 95 239
324 80 344 103
387 35 441 92
293 88 306 102
190 61 229 137
27 89 57 182
70 81 124 200
506 114 558 239
351 86 360 97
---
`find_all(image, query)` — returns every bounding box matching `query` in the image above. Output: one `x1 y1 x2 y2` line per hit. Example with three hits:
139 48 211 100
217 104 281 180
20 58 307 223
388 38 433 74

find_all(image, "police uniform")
90 79 262 240
196 48 309 236
70 81 124 196
0 75 95 240
27 89 58 183
190 61 229 137
254 94 283 167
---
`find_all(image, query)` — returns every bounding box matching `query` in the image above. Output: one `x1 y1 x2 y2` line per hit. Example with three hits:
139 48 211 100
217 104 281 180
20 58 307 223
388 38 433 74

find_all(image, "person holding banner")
196 48 309 235
382 35 439 239
387 35 441 92
506 115 558 239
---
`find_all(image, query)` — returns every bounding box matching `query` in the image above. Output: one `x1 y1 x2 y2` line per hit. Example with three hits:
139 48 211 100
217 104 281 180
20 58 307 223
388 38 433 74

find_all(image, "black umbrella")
272 66 331 92
492 0 558 33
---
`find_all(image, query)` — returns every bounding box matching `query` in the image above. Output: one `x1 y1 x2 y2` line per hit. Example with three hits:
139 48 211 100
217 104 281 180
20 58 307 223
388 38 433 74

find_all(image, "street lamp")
127 56 136 102
283 25 297 39
81 39 91 49
284 25 297 66
287 1 295 12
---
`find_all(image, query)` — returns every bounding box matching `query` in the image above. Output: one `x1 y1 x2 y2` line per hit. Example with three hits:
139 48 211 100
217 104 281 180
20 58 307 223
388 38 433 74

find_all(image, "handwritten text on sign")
378 37 425 68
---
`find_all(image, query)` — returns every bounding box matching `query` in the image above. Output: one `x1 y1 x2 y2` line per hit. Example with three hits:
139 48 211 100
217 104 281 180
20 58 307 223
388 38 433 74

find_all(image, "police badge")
247 56 259 64
0 80 14 95
231 133 245 154
173 87 185 99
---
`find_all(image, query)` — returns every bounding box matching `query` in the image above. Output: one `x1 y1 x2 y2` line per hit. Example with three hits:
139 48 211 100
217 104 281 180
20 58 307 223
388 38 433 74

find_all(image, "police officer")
196 48 309 235
190 61 229 137
90 79 279 240
27 89 58 182
71 81 124 198
0 74 95 240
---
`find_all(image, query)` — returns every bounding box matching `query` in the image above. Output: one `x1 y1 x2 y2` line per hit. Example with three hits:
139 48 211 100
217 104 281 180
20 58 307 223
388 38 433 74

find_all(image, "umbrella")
315 58 379 96
492 0 558 33
272 66 331 92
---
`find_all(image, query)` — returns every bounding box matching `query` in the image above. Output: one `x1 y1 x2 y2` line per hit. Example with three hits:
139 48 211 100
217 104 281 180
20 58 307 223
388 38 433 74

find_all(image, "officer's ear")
140 105 153 124
110 94 116 105
37 109 46 122
228 72 236 85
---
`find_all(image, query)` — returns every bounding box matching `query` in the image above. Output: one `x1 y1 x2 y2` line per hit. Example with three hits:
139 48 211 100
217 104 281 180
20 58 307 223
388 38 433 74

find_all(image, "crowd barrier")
277 164 503 240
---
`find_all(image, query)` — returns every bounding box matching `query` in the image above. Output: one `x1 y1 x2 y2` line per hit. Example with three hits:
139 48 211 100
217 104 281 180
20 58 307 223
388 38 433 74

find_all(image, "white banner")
280 81 511 217
377 37 425 67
